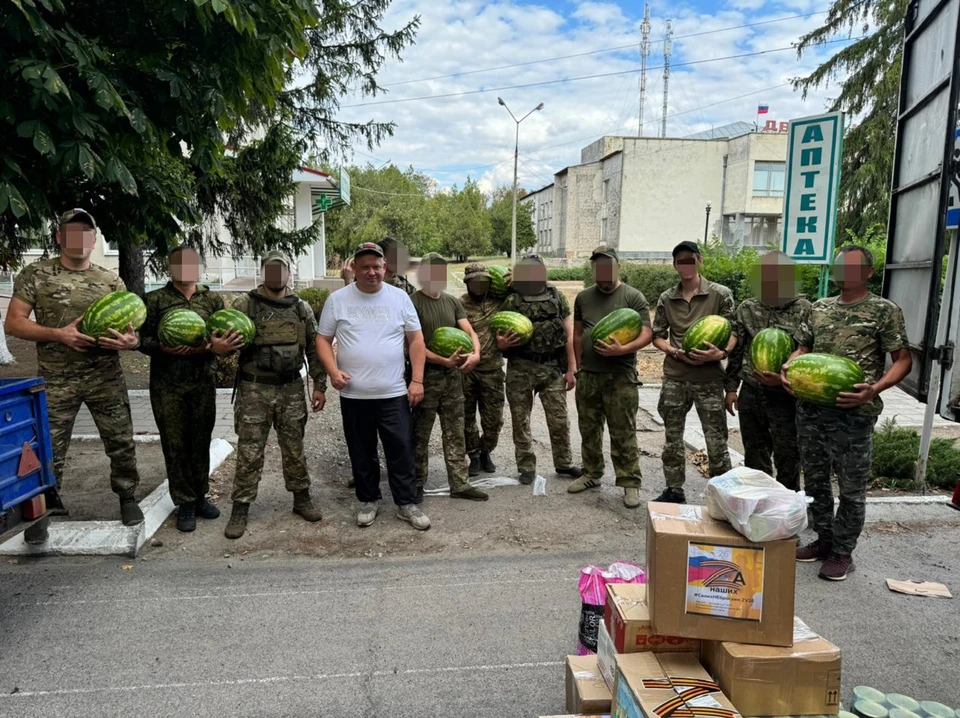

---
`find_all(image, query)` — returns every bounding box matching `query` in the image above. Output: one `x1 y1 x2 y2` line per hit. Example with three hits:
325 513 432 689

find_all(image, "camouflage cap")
261 250 292 267
590 245 619 262
59 208 97 229
354 241 385 259
464 263 491 281
420 252 447 266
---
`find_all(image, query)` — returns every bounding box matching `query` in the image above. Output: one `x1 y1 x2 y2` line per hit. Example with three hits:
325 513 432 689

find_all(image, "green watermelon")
592 308 643 347
785 353 865 406
80 291 147 338
750 327 795 374
489 311 533 345
430 326 473 357
682 315 732 353
158 308 208 347
487 265 510 298
206 308 256 347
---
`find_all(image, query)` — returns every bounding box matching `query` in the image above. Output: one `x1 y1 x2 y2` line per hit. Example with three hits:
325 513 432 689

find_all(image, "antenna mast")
661 19 673 138
639 4 651 137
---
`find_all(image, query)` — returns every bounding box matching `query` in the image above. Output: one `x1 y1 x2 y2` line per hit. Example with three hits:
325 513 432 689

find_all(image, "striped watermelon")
593 308 643 347
487 266 510 298
682 315 732 353
430 326 473 358
489 311 533 345
206 308 256 347
158 308 208 347
785 353 865 406
750 327 795 374
80 291 147 338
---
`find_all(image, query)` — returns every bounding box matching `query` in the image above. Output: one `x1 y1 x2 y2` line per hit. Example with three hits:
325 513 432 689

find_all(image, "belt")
513 352 561 365
239 372 302 386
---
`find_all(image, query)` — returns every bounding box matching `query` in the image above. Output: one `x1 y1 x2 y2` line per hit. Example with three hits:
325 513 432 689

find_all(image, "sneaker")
397 504 431 530
176 503 197 533
468 456 481 477
556 466 583 478
623 487 641 508
194 497 220 520
357 501 380 527
819 553 855 581
653 488 686 504
120 497 144 526
480 452 497 473
518 471 536 485
450 486 489 501
796 539 832 563
567 476 601 494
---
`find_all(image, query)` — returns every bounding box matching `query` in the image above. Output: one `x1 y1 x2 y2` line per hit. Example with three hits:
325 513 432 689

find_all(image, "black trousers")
340 395 417 506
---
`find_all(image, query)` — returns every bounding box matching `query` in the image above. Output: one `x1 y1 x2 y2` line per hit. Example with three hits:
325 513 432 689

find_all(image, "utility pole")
661 19 673 139
498 97 544 266
639 4 651 137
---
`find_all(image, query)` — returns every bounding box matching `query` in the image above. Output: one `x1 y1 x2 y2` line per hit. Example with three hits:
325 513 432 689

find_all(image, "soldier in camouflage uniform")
224 251 328 539
651 241 737 504
784 245 912 581
460 263 506 477
140 248 245 532
570 247 653 508
724 252 810 490
6 209 143 543
499 254 582 484
411 253 488 501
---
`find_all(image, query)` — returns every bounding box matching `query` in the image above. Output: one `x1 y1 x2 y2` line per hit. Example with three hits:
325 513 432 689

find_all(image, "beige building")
520 123 788 259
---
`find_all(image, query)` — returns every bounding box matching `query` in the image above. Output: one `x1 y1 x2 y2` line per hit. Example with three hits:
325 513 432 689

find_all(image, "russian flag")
757 104 769 114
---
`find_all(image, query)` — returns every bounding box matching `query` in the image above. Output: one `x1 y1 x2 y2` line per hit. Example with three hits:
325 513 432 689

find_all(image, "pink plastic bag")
576 561 646 655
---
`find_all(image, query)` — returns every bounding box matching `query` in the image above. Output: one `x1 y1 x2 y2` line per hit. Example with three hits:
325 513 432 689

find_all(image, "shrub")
547 267 586 282
297 287 330 318
871 419 960 490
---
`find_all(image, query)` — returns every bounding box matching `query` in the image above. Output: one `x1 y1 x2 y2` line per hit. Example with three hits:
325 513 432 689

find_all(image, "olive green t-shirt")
410 291 467 354
574 283 651 374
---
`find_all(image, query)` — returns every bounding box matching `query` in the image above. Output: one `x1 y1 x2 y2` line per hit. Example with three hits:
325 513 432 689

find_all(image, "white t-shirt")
318 283 421 400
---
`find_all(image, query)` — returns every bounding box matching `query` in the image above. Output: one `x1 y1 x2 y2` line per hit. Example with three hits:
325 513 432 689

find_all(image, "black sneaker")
194 497 220 520
468 455 481 477
120 497 144 526
654 487 686 504
556 466 583 478
176 503 197 532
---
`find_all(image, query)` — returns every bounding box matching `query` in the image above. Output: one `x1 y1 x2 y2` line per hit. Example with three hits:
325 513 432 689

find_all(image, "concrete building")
520 123 788 260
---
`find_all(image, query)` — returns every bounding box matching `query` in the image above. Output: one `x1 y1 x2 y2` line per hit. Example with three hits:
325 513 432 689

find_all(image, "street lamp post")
498 97 544 265
704 201 712 244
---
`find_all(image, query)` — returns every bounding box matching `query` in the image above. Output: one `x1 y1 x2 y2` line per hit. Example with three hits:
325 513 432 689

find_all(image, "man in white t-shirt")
317 242 430 530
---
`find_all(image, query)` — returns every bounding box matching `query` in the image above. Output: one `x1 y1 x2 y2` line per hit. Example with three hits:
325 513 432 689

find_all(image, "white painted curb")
0 438 234 558
73 434 161 443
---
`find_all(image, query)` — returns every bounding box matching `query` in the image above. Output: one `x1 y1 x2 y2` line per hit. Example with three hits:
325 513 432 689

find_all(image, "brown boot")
292 490 323 522
224 502 249 539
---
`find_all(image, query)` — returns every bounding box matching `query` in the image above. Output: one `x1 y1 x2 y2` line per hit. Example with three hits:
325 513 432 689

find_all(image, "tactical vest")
506 286 567 360
241 290 308 375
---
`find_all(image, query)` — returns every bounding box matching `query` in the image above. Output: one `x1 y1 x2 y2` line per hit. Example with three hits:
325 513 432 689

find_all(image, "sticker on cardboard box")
685 542 764 621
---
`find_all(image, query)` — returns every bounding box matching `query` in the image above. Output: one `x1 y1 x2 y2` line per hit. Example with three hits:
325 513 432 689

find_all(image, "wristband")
411 380 423 385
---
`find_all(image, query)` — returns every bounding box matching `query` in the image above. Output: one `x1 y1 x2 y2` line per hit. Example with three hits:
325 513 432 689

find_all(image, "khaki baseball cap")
59 208 97 229
591 245 619 262
354 242 385 259
261 250 292 267
420 252 447 266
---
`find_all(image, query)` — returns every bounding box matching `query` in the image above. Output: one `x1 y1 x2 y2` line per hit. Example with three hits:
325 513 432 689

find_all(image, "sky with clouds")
335 0 853 194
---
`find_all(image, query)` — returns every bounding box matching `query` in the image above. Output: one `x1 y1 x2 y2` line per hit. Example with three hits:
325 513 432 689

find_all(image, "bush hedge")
871 419 960 490
297 287 330 318
546 267 586 282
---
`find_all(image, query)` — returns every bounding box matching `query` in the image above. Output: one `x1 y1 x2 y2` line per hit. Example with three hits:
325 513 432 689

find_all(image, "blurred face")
263 261 289 290
748 252 799 306
169 248 201 284
673 251 701 281
385 243 409 277
832 250 873 290
418 262 447 294
354 253 386 291
56 221 96 261
514 261 546 296
593 257 619 294
466 277 490 298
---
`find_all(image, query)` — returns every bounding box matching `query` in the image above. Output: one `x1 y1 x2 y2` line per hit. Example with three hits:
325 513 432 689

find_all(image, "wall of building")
601 152 623 248
561 162 605 258
581 136 625 164
723 133 787 217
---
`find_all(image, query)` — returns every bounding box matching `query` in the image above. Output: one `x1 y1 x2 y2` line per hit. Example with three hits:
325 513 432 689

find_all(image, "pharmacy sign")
780 112 844 264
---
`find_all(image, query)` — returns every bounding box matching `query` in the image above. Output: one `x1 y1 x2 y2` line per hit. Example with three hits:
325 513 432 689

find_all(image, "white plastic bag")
705 466 808 542
532 475 547 496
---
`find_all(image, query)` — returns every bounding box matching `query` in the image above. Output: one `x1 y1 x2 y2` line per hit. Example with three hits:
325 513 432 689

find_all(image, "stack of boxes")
554 502 843 718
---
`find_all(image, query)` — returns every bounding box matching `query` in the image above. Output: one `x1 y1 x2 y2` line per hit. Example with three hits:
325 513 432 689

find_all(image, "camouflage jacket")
460 292 504 371
387 273 416 296
725 296 811 393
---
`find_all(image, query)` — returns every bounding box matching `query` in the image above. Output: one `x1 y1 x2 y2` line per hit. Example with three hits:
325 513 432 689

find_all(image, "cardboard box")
565 655 612 714
604 584 701 655
612 651 742 718
700 619 842 716
596 616 618 692
645 502 796 647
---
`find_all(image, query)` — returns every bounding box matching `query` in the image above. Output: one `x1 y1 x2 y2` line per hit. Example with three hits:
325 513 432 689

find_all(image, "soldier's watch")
720 349 729 361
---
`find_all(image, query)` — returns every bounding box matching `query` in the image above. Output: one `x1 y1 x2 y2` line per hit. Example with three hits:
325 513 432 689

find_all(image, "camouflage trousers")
658 379 731 490
463 367 505 456
232 379 310 504
797 402 877 555
43 364 139 498
505 359 573 474
738 383 800 491
575 371 641 488
151 374 215 506
413 368 470 493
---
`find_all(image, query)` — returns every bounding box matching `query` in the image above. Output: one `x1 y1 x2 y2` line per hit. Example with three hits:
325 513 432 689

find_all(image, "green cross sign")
314 195 333 212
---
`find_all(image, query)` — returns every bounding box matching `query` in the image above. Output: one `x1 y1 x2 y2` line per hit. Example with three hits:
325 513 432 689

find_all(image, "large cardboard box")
565 655 613 714
645 502 796 647
700 619 842 716
604 584 701 655
612 651 742 718
596 616 618 692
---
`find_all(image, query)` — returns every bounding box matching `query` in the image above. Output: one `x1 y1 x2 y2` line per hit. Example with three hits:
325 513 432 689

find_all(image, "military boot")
176 503 197 533
292 490 323 522
480 452 497 473
224 502 249 539
119 496 144 526
468 455 481 477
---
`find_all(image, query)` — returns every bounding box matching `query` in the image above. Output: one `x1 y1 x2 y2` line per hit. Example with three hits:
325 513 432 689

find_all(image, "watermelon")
487 265 510 298
158 308 208 347
80 291 147 338
592 308 643 347
750 327 795 374
785 353 865 407
682 315 732 353
430 326 473 358
489 311 533 345
206 308 256 347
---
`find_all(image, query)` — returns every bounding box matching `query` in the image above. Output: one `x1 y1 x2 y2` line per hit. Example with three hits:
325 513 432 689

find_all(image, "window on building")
753 162 785 198
104 240 119 255
602 179 610 204
548 228 552 247
722 214 781 248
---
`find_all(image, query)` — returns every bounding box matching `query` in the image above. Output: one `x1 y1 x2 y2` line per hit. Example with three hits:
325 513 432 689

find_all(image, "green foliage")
296 287 330 317
434 179 491 262
547 267 585 281
489 186 535 255
871 420 960 490
698 239 761 303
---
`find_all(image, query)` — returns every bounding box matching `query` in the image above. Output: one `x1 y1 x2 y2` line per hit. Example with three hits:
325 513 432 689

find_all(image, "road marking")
1 660 564 699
